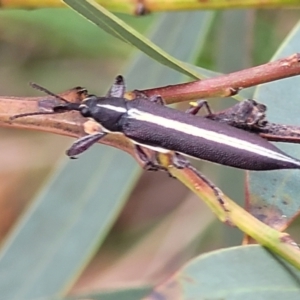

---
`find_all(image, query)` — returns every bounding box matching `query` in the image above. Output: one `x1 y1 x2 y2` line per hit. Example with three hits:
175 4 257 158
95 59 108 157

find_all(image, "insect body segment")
119 98 300 171
58 80 300 171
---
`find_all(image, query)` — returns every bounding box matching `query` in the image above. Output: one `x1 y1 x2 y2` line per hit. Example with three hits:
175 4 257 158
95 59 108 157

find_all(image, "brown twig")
0 89 143 165
2 54 300 148
128 53 300 104
2 53 300 148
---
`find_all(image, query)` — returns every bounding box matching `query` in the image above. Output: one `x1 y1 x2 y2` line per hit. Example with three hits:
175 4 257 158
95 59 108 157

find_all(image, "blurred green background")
0 7 300 299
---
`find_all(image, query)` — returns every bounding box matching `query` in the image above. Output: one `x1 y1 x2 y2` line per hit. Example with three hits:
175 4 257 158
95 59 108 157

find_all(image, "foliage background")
0 6 300 300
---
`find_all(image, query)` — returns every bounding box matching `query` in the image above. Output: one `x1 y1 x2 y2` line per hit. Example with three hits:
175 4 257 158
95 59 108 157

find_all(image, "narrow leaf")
147 245 300 300
63 0 209 79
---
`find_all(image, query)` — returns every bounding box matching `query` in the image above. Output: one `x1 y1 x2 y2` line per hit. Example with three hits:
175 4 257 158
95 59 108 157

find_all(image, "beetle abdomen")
121 100 300 171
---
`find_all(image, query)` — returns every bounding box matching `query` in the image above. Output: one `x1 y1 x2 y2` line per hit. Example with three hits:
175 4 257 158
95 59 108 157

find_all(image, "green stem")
166 162 300 269
1 0 300 14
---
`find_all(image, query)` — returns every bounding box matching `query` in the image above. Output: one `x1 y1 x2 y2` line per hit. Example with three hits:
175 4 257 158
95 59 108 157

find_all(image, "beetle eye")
80 106 90 117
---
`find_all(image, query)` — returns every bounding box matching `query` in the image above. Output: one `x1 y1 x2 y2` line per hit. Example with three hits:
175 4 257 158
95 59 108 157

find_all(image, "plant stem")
158 152 300 269
1 0 300 14
130 53 300 104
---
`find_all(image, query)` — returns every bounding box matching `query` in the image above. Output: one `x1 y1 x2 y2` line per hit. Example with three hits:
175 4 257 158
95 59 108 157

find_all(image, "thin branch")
158 153 300 269
2 53 300 146
2 54 300 151
0 89 140 164
130 53 300 104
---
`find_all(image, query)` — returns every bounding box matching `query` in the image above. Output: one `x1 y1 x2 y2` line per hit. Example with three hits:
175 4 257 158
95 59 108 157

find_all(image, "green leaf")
0 147 141 299
248 20 300 229
63 0 213 79
63 286 152 300
147 245 300 300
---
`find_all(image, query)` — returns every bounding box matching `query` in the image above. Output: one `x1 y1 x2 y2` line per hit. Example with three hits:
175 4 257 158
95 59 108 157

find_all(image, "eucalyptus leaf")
63 0 210 79
0 148 141 300
147 245 300 300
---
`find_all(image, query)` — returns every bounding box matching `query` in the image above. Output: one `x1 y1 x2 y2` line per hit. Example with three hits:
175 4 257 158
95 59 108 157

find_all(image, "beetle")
11 75 300 212
11 75 300 172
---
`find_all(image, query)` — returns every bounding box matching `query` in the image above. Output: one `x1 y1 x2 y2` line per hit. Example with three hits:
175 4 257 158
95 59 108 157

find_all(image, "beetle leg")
172 153 230 213
134 145 166 171
186 99 213 116
106 75 126 98
126 90 165 105
66 132 106 158
148 95 165 105
205 99 268 129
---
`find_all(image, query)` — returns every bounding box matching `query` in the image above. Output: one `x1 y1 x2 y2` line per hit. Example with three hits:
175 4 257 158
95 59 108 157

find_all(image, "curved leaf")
0 147 141 299
146 245 300 300
63 0 213 79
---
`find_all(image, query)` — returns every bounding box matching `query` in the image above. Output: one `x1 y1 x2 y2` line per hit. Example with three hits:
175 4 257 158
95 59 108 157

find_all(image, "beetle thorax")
80 97 127 132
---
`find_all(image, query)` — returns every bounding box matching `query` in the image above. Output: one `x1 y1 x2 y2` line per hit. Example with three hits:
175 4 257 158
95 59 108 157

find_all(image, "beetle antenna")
10 83 80 120
10 111 62 120
30 82 70 103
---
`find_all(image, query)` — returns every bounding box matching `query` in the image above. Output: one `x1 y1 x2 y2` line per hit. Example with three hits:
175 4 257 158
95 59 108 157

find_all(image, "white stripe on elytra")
95 103 173 151
130 140 170 153
128 108 300 165
96 103 127 113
